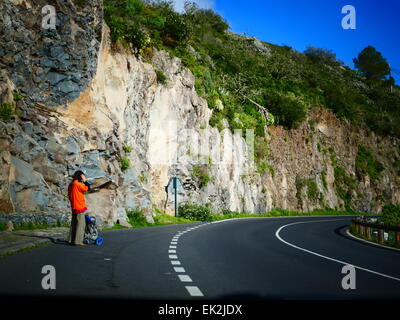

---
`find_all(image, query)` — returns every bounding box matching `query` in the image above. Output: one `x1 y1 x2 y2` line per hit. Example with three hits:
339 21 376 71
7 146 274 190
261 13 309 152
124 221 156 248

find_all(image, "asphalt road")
0 216 399 300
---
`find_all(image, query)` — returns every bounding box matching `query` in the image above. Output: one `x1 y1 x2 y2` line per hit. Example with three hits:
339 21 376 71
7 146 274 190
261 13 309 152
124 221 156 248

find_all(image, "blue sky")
175 0 400 83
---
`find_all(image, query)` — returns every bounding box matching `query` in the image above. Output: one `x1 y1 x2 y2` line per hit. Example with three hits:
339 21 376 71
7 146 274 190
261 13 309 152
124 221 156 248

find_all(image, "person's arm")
79 174 91 192
76 181 89 193
83 181 91 192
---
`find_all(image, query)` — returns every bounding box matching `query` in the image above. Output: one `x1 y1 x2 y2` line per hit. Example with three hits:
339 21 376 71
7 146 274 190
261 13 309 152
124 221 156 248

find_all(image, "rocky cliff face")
0 0 399 227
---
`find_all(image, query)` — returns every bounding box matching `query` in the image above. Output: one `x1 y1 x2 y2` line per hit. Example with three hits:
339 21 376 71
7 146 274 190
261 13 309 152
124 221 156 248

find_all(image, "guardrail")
351 217 400 246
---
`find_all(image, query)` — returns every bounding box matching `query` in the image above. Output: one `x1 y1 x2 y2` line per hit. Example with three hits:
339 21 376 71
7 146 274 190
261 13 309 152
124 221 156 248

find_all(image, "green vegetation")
178 203 213 222
72 0 86 6
105 1 400 138
123 208 195 228
305 180 319 200
111 206 376 230
0 242 51 259
126 208 151 227
123 145 133 153
191 165 211 188
380 205 400 226
212 207 372 221
321 170 328 190
120 156 131 171
353 46 391 81
304 46 343 67
0 222 6 231
0 219 68 231
333 165 357 210
255 136 274 176
295 176 321 204
139 171 148 183
349 224 400 250
13 91 23 102
395 160 400 175
153 209 194 224
156 69 168 85
355 145 384 182
103 0 400 177
0 102 16 121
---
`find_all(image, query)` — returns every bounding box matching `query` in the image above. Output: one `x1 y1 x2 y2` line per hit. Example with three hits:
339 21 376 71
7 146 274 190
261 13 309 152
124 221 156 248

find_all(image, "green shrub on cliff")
104 0 400 141
191 165 211 188
0 102 16 121
355 145 384 182
120 156 131 171
156 70 167 85
380 205 400 226
178 203 213 222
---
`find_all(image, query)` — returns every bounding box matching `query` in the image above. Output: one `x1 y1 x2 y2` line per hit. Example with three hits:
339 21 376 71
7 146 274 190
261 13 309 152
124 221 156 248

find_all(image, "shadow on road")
12 233 71 246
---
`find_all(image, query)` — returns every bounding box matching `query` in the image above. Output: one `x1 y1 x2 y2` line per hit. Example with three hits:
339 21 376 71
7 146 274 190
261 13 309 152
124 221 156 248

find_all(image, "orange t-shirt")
68 180 89 213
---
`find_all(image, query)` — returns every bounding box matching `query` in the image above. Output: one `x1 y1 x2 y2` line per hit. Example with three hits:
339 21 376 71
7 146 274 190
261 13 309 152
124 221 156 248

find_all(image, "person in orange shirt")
68 170 91 246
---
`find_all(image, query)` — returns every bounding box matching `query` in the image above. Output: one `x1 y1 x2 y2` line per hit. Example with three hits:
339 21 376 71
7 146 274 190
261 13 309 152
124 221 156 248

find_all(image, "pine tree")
353 46 391 81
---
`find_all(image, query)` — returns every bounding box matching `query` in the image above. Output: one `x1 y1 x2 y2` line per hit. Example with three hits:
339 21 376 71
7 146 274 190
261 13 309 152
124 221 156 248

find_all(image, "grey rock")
47 73 67 86
57 80 80 93
65 136 81 155
81 151 108 180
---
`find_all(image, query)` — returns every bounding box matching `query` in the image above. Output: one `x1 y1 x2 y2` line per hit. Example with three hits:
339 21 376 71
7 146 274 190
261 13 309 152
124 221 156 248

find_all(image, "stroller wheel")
95 236 103 246
83 238 90 245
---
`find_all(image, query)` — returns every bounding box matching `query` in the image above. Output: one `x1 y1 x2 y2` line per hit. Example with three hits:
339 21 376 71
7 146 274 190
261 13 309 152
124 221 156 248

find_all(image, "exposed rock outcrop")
0 0 399 227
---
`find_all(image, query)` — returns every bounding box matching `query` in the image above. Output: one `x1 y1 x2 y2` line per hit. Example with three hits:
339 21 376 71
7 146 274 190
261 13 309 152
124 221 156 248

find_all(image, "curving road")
0 216 399 300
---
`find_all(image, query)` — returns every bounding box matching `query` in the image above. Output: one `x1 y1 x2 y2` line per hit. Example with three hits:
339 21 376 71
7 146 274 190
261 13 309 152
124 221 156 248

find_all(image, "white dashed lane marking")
167 222 215 298
178 275 193 283
186 286 204 297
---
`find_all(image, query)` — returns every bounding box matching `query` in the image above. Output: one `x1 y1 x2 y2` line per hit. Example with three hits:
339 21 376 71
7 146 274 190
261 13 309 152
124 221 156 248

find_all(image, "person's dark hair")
72 170 85 183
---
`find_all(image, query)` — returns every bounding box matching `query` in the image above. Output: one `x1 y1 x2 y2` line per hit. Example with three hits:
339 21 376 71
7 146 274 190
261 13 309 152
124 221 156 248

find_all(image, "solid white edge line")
345 228 400 252
185 286 204 297
275 219 400 282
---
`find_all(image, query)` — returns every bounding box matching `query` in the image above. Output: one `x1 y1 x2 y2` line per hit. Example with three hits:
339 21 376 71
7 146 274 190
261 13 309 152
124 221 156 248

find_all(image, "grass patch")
4 219 69 231
108 206 375 230
154 209 194 225
125 208 196 228
0 242 51 259
211 208 371 222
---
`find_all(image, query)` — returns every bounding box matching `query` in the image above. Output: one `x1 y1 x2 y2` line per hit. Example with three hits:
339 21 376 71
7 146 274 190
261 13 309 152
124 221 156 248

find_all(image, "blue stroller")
83 215 103 246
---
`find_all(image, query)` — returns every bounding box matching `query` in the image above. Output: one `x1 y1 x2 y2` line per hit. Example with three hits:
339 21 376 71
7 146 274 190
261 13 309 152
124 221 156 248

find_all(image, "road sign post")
173 177 178 217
